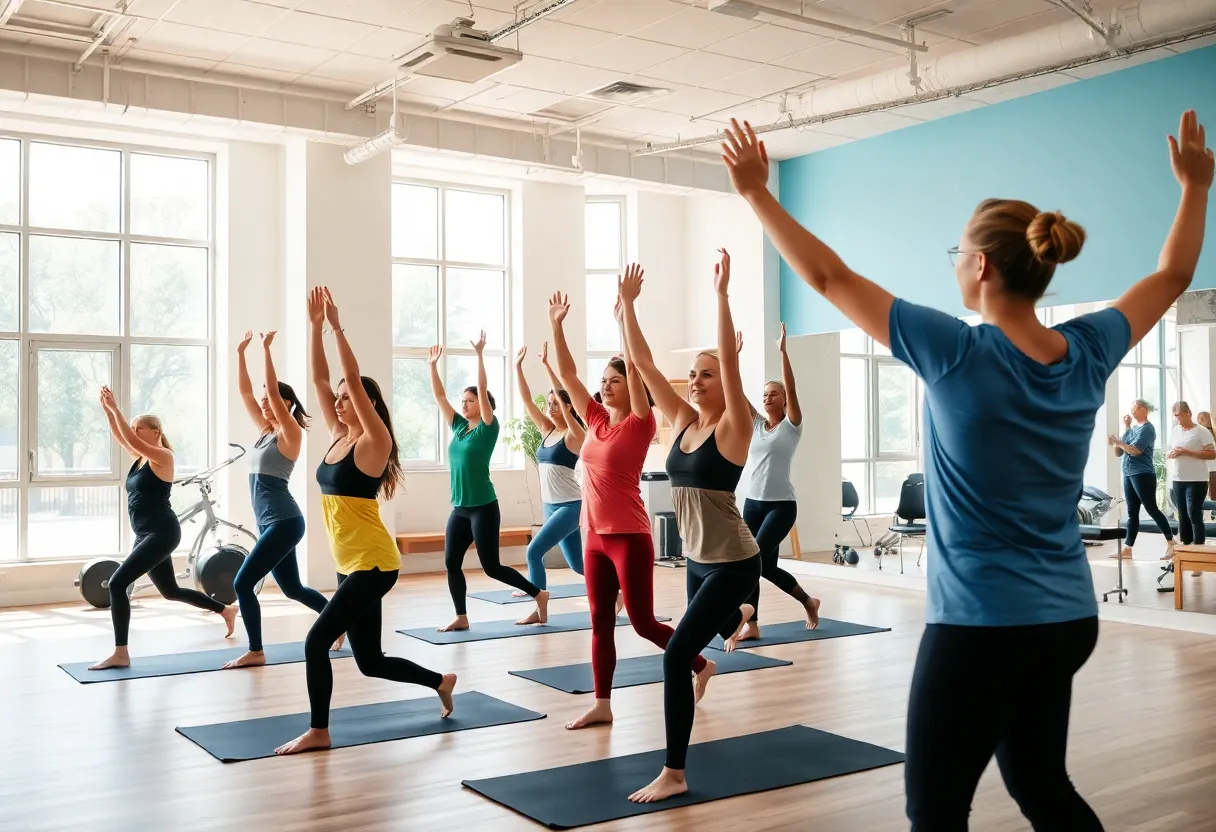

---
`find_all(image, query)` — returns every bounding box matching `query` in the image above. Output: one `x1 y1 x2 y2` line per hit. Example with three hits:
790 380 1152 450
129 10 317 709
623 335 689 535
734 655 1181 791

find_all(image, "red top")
579 399 656 535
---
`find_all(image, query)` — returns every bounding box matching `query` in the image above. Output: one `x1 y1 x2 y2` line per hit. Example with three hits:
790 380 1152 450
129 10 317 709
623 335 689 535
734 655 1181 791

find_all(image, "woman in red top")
548 288 715 731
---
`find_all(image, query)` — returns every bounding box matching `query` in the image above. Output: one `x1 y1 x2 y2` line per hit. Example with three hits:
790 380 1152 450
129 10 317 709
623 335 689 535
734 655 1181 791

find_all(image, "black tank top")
666 423 744 492
126 460 176 535
316 439 383 500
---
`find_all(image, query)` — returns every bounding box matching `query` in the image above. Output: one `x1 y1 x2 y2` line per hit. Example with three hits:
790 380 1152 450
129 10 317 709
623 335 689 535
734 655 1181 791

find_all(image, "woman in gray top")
223 330 331 669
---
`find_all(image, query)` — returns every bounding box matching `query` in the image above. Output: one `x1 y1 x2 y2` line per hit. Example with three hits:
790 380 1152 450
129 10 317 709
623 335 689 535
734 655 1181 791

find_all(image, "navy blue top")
535 432 579 469
889 299 1130 627
126 460 176 537
248 432 302 526
1120 422 1157 477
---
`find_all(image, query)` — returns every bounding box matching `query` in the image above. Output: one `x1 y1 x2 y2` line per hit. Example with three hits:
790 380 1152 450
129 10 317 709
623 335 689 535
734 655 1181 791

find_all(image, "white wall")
787 333 843 553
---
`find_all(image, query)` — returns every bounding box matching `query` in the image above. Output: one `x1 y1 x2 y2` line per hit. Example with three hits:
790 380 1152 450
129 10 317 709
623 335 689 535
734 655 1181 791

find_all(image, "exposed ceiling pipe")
74 4 127 72
344 0 584 112
1048 0 1126 53
345 76 406 164
636 0 1216 156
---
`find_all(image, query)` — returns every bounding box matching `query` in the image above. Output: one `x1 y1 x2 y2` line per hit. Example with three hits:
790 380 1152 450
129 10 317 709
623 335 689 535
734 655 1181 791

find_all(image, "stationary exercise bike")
75 443 260 608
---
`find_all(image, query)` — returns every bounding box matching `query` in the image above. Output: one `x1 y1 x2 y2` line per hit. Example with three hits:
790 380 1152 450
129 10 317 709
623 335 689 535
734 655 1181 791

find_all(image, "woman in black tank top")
89 388 236 671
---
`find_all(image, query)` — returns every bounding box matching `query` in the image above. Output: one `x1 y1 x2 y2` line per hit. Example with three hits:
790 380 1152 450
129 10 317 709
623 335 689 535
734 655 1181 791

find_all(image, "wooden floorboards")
3 569 1216 831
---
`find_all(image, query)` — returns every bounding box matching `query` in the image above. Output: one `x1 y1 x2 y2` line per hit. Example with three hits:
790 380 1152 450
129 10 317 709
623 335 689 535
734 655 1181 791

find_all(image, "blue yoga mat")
508 647 792 694
468 583 587 605
709 618 889 650
59 641 353 684
398 611 669 645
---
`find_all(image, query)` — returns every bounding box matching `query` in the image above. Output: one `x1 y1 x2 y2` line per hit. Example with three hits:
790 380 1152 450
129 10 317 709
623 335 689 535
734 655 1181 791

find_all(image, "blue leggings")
233 516 328 652
526 501 583 590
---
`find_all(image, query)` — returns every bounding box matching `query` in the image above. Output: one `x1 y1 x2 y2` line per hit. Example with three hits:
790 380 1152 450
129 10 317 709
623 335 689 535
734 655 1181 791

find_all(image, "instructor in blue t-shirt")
721 110 1212 831
1109 399 1175 560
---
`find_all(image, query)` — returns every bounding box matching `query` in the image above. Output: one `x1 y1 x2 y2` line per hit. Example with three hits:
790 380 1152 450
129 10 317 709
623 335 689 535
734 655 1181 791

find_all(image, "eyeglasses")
946 246 976 267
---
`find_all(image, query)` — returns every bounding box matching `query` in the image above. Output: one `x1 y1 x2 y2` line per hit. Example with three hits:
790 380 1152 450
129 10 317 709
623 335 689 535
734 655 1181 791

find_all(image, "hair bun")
1027 210 1085 265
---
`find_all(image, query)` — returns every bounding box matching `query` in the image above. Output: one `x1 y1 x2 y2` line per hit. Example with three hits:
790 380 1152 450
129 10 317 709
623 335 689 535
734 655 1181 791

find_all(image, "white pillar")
787 332 842 554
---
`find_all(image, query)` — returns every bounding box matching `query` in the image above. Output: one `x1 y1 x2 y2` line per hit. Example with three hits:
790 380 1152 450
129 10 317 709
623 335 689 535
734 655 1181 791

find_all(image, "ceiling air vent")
587 81 670 105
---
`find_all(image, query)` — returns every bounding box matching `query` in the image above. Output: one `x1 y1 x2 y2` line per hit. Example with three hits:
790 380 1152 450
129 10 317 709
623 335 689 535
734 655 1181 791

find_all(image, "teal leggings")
526 501 583 589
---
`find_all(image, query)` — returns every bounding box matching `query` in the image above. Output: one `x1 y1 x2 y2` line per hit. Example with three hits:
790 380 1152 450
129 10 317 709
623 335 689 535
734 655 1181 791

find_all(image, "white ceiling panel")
645 50 761 86
648 86 751 119
399 75 497 102
461 85 571 114
705 63 821 98
132 21 250 63
346 28 425 60
511 21 619 62
576 36 689 74
121 48 220 73
164 0 289 37
222 38 337 74
705 22 830 62
811 110 922 140
964 71 1077 104
126 0 185 16
632 6 762 50
961 8 1073 45
494 55 621 96
889 93 988 121
919 0 1055 41
217 63 303 87
1060 47 1177 80
260 11 380 52
296 0 427 27
398 0 513 34
811 0 954 25
592 105 695 135
776 39 893 77
761 127 852 160
560 0 686 35
311 52 395 85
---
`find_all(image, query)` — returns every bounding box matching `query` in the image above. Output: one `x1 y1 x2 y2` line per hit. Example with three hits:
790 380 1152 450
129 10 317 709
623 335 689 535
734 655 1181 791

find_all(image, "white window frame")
0 131 215 564
391 178 512 470
585 195 626 382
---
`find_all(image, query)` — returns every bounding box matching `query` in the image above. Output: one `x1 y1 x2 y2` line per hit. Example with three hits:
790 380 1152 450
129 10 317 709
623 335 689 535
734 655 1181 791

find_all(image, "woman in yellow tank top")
274 287 457 756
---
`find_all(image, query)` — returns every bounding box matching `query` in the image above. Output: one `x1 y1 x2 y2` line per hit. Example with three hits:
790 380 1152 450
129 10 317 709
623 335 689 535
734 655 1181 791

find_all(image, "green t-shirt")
448 414 499 507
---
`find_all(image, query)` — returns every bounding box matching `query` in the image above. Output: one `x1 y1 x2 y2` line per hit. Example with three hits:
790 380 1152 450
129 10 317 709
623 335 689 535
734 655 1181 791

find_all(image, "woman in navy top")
722 112 1212 830
1108 398 1174 560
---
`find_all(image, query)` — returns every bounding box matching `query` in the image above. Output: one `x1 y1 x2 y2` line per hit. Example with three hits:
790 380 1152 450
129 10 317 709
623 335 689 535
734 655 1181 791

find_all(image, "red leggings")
585 530 706 698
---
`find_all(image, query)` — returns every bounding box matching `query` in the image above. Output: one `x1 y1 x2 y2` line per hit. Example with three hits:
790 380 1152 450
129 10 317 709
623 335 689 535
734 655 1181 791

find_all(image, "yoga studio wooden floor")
4 569 1216 832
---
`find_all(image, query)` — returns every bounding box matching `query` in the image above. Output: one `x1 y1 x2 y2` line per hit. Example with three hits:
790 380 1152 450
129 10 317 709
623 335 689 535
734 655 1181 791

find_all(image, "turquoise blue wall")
778 45 1216 335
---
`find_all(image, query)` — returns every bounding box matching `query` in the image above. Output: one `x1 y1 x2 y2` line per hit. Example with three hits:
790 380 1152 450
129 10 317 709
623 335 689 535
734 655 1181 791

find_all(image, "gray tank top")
249 431 301 526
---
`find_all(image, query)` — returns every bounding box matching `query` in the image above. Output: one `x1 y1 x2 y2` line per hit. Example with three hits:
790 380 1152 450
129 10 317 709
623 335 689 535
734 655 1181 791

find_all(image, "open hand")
515 346 526 367
539 342 550 365
237 330 254 353
714 248 730 295
261 331 276 349
777 322 787 353
721 119 769 200
1107 434 1118 446
307 288 325 325
470 330 487 354
99 385 117 411
549 292 569 325
1169 110 1214 191
619 263 644 302
736 331 744 354
321 288 341 329
613 292 624 324
428 345 443 365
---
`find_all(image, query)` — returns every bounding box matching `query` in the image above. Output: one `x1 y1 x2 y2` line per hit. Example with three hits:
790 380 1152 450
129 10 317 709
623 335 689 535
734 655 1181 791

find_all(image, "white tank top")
744 415 802 502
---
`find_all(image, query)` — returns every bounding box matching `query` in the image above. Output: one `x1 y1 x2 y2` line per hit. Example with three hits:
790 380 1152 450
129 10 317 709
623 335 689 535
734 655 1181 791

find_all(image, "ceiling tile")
296 0 429 27
705 22 829 62
398 0 512 34
812 0 955 26
347 28 424 60
451 102 521 121
121 48 220 74
762 128 851 160
644 50 760 86
559 0 686 35
513 21 619 62
644 86 750 119
706 96 788 126
960 8 1072 45
400 75 496 102
575 35 689 74
494 55 622 96
212 63 302 87
126 0 186 16
223 38 337 74
811 111 921 140
632 5 762 50
396 91 459 111
288 75 364 95
164 0 289 36
260 10 379 51
776 40 892 77
704 63 820 98
462 85 570 114
130 21 249 63
592 105 695 135
889 93 988 121
311 52 394 85
965 72 1077 105
919 0 1055 41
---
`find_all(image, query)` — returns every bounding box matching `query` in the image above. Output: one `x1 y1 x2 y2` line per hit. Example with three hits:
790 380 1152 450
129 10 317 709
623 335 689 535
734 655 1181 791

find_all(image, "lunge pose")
275 287 454 755
429 333 550 630
722 112 1211 830
90 396 235 670
618 253 762 804
223 330 330 669
548 289 715 733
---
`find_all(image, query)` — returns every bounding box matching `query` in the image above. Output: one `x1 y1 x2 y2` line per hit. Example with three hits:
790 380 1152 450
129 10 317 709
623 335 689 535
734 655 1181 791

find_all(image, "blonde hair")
968 199 1086 300
133 414 173 450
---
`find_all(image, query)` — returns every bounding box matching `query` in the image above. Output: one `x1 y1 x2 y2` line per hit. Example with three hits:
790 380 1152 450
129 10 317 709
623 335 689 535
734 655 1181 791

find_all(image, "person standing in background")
1109 399 1175 560
1167 402 1215 578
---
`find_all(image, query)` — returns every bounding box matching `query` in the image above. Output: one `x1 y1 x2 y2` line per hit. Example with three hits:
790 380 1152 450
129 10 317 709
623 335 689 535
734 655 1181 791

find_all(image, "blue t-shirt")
889 299 1130 627
1120 422 1156 476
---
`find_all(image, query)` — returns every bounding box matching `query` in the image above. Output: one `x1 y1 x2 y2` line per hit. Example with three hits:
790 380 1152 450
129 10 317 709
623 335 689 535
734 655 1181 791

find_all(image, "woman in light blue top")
722 112 1211 831
1107 398 1174 558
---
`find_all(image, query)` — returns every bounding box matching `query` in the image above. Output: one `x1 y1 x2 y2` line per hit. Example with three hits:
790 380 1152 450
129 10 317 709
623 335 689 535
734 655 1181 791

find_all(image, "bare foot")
1114 546 1133 560
629 767 688 803
88 648 130 671
736 621 760 643
534 589 550 624
220 605 238 638
615 591 624 616
805 597 821 630
566 699 613 730
511 590 528 598
274 727 331 756
437 673 457 717
222 650 266 670
694 658 717 704
438 615 469 633
331 634 346 652
516 609 541 625
722 605 755 652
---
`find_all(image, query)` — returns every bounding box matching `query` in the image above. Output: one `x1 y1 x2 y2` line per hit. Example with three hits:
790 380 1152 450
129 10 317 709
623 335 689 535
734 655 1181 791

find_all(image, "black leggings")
233 517 328 652
1123 472 1172 546
742 499 810 621
109 525 224 647
445 501 540 615
663 554 761 770
1172 481 1207 545
304 568 443 729
905 616 1103 832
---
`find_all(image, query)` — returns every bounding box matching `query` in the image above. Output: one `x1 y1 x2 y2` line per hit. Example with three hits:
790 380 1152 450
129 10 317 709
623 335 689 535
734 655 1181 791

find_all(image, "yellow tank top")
320 494 401 574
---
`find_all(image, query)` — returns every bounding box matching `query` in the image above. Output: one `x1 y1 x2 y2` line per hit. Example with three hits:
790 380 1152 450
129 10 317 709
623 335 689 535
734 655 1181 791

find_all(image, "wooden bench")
1172 544 1216 609
395 526 534 556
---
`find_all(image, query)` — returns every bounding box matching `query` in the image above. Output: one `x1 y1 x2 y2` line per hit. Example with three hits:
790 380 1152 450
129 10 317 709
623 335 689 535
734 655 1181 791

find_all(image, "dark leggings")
304 568 443 729
742 499 810 621
1123 472 1172 546
108 524 225 647
1172 481 1208 545
445 501 540 615
233 516 328 652
664 554 761 770
905 616 1103 832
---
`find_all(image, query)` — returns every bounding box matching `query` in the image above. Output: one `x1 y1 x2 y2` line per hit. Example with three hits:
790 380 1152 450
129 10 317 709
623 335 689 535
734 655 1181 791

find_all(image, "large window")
390 180 509 467
585 197 624 386
839 329 921 515
0 135 213 563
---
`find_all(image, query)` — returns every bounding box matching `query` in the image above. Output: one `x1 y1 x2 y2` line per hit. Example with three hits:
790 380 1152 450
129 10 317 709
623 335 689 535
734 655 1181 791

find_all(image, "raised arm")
619 264 692 426
471 331 495 426
778 323 802 427
101 391 136 457
722 119 895 348
322 289 390 454
1113 110 1213 346
548 292 593 420
428 345 458 428
236 330 270 434
308 287 340 437
261 331 302 457
516 346 554 433
713 250 752 453
101 387 172 468
541 343 584 445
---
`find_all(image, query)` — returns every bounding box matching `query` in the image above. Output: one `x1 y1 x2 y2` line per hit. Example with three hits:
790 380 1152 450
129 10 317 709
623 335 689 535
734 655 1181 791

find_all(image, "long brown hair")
968 199 1086 300
347 376 402 500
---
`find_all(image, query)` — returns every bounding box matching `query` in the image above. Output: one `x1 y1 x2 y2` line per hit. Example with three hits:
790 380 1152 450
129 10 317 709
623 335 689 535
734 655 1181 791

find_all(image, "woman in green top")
429 331 551 631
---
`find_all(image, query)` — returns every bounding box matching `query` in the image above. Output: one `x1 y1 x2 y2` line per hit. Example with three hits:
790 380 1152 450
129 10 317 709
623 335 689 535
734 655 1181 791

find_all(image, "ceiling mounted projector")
394 18 523 83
